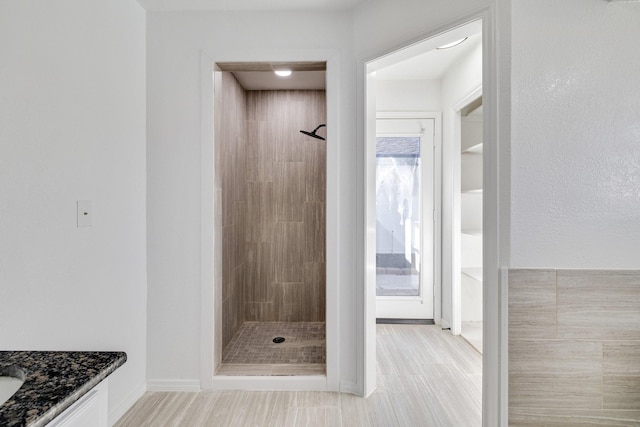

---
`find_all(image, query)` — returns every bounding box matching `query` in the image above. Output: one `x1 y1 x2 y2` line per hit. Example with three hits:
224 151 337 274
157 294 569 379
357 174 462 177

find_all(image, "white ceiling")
375 33 482 81
136 0 370 11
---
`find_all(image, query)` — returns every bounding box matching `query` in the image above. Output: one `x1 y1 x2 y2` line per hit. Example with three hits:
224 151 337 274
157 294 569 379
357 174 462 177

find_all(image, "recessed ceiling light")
274 69 292 77
436 37 468 50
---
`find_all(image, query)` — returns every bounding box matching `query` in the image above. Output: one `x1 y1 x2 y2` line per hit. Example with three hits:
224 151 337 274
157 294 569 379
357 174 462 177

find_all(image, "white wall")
0 0 147 423
145 0 510 399
145 10 358 388
376 79 441 112
352 0 490 60
511 0 640 268
371 37 483 329
143 0 500 398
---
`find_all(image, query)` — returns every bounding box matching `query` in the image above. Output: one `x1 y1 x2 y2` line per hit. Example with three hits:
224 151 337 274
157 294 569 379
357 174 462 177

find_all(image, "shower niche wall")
214 64 327 376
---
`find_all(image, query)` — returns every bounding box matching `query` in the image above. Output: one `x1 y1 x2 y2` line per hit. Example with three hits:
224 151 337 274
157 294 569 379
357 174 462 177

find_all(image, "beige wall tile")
246 182 275 243
246 91 269 121
557 270 640 340
304 202 325 263
245 242 274 303
304 138 326 203
604 342 640 376
245 301 275 322
304 262 326 321
222 297 233 350
276 162 305 222
246 120 275 182
230 264 246 334
233 136 247 202
509 339 603 409
274 222 305 283
221 225 234 300
509 407 640 426
509 269 558 339
226 89 326 325
220 72 248 349
603 376 640 410
603 342 640 410
275 102 306 162
220 137 234 227
233 202 246 263
272 282 308 321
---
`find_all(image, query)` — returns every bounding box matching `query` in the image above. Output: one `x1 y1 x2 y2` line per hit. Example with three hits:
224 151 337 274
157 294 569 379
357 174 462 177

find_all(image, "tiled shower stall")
216 71 326 374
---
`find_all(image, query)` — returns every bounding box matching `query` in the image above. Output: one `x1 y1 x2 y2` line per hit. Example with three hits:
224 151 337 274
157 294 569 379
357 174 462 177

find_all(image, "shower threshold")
218 322 326 377
217 363 325 376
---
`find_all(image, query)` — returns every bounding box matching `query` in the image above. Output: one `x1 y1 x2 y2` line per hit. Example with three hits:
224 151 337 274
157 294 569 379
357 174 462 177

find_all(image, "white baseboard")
207 376 327 391
109 381 146 427
339 380 359 395
146 379 202 392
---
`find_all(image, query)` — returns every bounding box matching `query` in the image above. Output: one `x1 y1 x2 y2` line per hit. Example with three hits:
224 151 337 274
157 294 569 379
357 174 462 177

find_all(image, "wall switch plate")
77 200 92 227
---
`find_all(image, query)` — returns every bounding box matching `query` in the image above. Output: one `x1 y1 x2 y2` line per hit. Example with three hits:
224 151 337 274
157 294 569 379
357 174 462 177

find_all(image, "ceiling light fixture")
274 69 292 77
436 37 468 50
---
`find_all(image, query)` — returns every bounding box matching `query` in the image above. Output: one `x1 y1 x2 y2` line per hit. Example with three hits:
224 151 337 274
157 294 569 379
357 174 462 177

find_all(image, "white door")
375 117 435 319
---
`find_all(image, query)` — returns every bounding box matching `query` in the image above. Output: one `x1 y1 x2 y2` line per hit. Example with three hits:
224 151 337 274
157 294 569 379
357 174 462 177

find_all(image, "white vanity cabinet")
47 379 108 427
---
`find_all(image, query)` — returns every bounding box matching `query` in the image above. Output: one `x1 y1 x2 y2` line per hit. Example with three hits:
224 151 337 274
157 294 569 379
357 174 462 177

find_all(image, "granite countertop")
0 351 126 427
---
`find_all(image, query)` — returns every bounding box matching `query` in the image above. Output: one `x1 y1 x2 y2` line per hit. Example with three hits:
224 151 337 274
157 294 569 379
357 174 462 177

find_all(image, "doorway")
375 114 437 320
364 17 485 405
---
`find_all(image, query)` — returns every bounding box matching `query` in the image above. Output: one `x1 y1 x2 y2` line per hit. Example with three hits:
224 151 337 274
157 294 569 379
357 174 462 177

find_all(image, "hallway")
116 325 481 426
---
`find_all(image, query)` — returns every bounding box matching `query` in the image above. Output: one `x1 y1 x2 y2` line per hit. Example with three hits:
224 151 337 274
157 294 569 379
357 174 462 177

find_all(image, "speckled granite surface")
0 351 126 427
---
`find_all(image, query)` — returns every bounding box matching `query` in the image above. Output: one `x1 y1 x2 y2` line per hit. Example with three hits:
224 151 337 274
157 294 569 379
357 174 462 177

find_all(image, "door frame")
358 6 510 426
374 112 441 321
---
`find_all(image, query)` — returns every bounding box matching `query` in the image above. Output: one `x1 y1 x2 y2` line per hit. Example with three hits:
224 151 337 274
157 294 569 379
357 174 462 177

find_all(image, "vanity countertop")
0 351 126 427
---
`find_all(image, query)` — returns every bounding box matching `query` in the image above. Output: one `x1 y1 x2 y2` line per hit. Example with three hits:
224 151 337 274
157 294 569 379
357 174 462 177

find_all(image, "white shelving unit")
460 105 483 353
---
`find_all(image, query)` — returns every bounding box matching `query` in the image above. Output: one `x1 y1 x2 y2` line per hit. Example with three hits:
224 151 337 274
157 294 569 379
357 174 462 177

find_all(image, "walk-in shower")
214 63 327 376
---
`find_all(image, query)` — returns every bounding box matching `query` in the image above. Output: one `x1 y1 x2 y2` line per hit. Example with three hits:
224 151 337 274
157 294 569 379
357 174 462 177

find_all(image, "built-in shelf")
460 107 483 329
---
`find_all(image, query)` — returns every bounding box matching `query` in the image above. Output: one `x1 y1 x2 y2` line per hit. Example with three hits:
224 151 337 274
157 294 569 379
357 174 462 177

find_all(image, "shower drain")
272 337 285 344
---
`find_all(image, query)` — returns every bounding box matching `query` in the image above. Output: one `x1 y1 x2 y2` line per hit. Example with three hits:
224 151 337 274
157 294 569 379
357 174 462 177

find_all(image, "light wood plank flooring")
116 325 482 426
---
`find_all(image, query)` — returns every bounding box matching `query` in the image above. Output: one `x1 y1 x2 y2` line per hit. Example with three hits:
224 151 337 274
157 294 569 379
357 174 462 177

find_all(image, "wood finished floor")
115 325 482 426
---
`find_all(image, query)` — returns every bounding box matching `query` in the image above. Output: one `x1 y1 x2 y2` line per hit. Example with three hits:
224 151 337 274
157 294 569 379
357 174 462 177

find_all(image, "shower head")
300 124 326 141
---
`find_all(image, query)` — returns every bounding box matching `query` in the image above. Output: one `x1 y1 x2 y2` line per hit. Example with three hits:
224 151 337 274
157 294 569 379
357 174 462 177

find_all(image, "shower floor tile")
222 322 326 366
